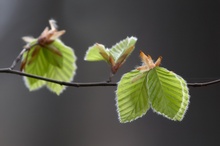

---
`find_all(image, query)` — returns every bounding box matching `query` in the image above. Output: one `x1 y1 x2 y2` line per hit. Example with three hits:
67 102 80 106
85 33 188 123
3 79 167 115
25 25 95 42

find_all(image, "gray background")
0 0 220 146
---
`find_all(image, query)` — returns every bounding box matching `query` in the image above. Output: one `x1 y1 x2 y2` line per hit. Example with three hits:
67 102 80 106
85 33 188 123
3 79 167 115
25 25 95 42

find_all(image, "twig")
107 72 114 83
10 43 38 69
187 79 220 87
4 43 220 88
0 68 220 87
0 68 116 87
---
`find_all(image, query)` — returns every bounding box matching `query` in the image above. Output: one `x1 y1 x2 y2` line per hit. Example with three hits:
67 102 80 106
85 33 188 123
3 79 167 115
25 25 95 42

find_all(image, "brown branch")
0 68 220 87
0 68 116 87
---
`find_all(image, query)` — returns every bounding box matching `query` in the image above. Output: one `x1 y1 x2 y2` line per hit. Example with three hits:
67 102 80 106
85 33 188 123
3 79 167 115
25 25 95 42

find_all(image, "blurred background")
0 0 220 146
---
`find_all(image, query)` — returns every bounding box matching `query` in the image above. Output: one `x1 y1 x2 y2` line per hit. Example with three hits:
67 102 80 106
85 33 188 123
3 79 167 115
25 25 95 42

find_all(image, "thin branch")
0 68 116 87
10 43 38 70
0 68 220 87
10 48 27 69
187 79 220 87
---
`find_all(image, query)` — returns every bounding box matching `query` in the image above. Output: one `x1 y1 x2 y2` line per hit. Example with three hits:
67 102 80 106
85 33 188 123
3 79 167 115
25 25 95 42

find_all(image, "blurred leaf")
109 36 137 63
23 44 47 90
45 40 77 95
22 39 77 95
116 70 150 123
84 44 109 61
147 67 190 121
84 37 137 74
43 45 63 68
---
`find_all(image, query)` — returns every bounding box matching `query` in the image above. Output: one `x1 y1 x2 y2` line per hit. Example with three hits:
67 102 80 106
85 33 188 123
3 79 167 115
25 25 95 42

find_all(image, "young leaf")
23 44 47 90
84 44 109 62
116 51 190 122
22 20 77 95
147 67 190 121
109 36 137 63
116 70 150 123
23 40 77 95
84 37 137 74
43 45 63 68
45 40 77 95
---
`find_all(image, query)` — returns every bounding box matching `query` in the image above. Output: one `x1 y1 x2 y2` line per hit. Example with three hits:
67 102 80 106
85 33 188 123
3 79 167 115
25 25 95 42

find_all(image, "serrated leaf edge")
172 74 190 121
116 70 149 123
147 68 190 121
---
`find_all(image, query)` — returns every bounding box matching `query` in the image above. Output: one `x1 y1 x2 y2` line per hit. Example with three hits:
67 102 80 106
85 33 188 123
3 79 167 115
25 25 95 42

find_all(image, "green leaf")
23 45 47 90
45 40 77 95
85 36 137 64
84 43 109 61
43 45 63 68
116 70 150 123
23 39 77 95
109 36 137 63
147 67 190 121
